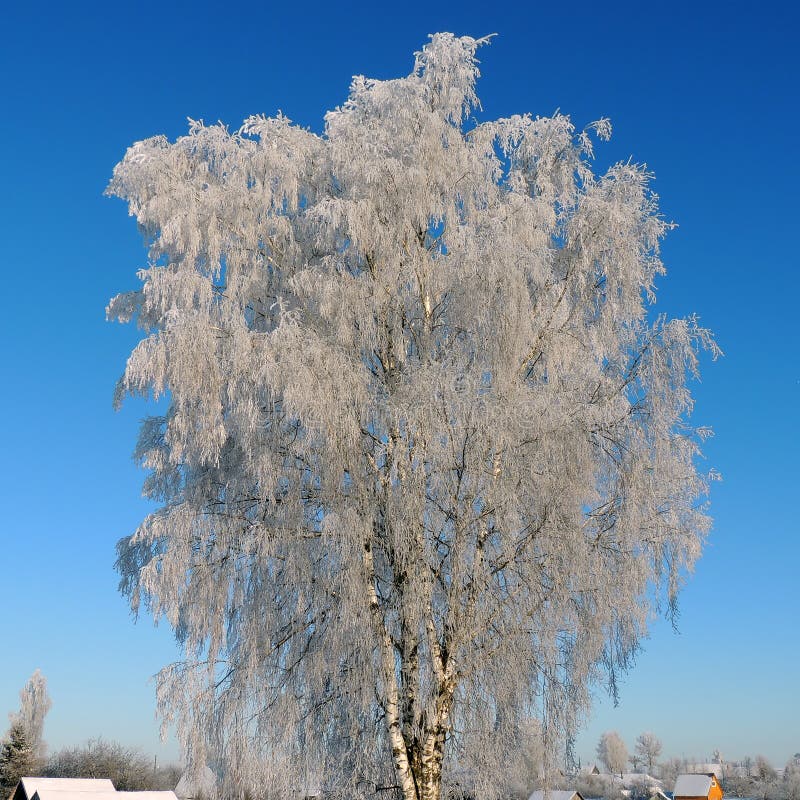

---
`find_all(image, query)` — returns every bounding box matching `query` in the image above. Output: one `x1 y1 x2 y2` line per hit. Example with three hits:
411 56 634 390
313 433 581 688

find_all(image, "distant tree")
721 756 783 800
628 777 653 800
500 718 545 800
597 732 628 777
109 31 717 800
0 720 35 793
629 754 643 772
14 670 52 763
575 773 626 800
157 763 184 792
43 739 178 791
660 757 684 789
634 732 662 774
756 756 778 782
785 758 800 800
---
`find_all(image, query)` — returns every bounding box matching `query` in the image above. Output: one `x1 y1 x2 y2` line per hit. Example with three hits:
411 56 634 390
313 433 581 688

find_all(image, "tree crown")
109 33 716 800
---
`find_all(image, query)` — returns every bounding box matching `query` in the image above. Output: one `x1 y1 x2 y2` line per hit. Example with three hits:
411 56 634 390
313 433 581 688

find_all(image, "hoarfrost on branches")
597 731 629 777
108 33 717 800
634 732 663 774
12 670 52 762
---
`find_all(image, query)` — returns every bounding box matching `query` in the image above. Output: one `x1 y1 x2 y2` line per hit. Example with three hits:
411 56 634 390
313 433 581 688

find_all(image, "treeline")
0 671 181 795
719 756 800 800
41 739 182 791
1 732 181 794
568 753 800 800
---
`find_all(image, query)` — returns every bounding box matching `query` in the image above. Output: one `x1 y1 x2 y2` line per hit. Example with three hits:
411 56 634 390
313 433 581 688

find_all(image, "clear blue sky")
1 0 797 771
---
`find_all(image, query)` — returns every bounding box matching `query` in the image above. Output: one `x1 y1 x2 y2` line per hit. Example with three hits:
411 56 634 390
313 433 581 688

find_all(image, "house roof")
529 791 584 800
604 774 664 791
18 780 116 800
33 791 178 800
621 774 664 788
673 774 715 797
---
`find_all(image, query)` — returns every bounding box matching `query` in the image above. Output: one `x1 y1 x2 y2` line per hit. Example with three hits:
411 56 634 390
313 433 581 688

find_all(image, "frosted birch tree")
12 670 52 763
634 732 662 774
597 732 628 778
109 33 716 800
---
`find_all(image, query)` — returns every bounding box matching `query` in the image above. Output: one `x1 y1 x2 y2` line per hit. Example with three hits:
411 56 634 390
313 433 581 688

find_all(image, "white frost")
109 33 716 800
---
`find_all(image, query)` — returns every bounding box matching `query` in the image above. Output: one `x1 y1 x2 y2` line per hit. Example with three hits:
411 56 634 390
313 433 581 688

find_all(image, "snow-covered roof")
602 774 663 790
529 791 583 800
621 774 664 788
19 780 116 800
673 774 715 798
32 791 177 800
175 766 217 800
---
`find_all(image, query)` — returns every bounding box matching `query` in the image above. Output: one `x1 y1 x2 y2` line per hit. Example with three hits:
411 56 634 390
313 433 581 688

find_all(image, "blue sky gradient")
0 0 797 770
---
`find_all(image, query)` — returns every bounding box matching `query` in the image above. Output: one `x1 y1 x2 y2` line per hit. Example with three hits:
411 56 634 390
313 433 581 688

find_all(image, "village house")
673 773 724 800
10 778 115 800
8 779 179 800
32 790 178 800
619 772 667 795
587 770 668 800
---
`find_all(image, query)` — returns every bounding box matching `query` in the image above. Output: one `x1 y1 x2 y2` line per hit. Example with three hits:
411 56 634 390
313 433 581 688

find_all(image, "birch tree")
109 33 716 800
597 732 628 778
14 670 52 762
634 732 662 774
